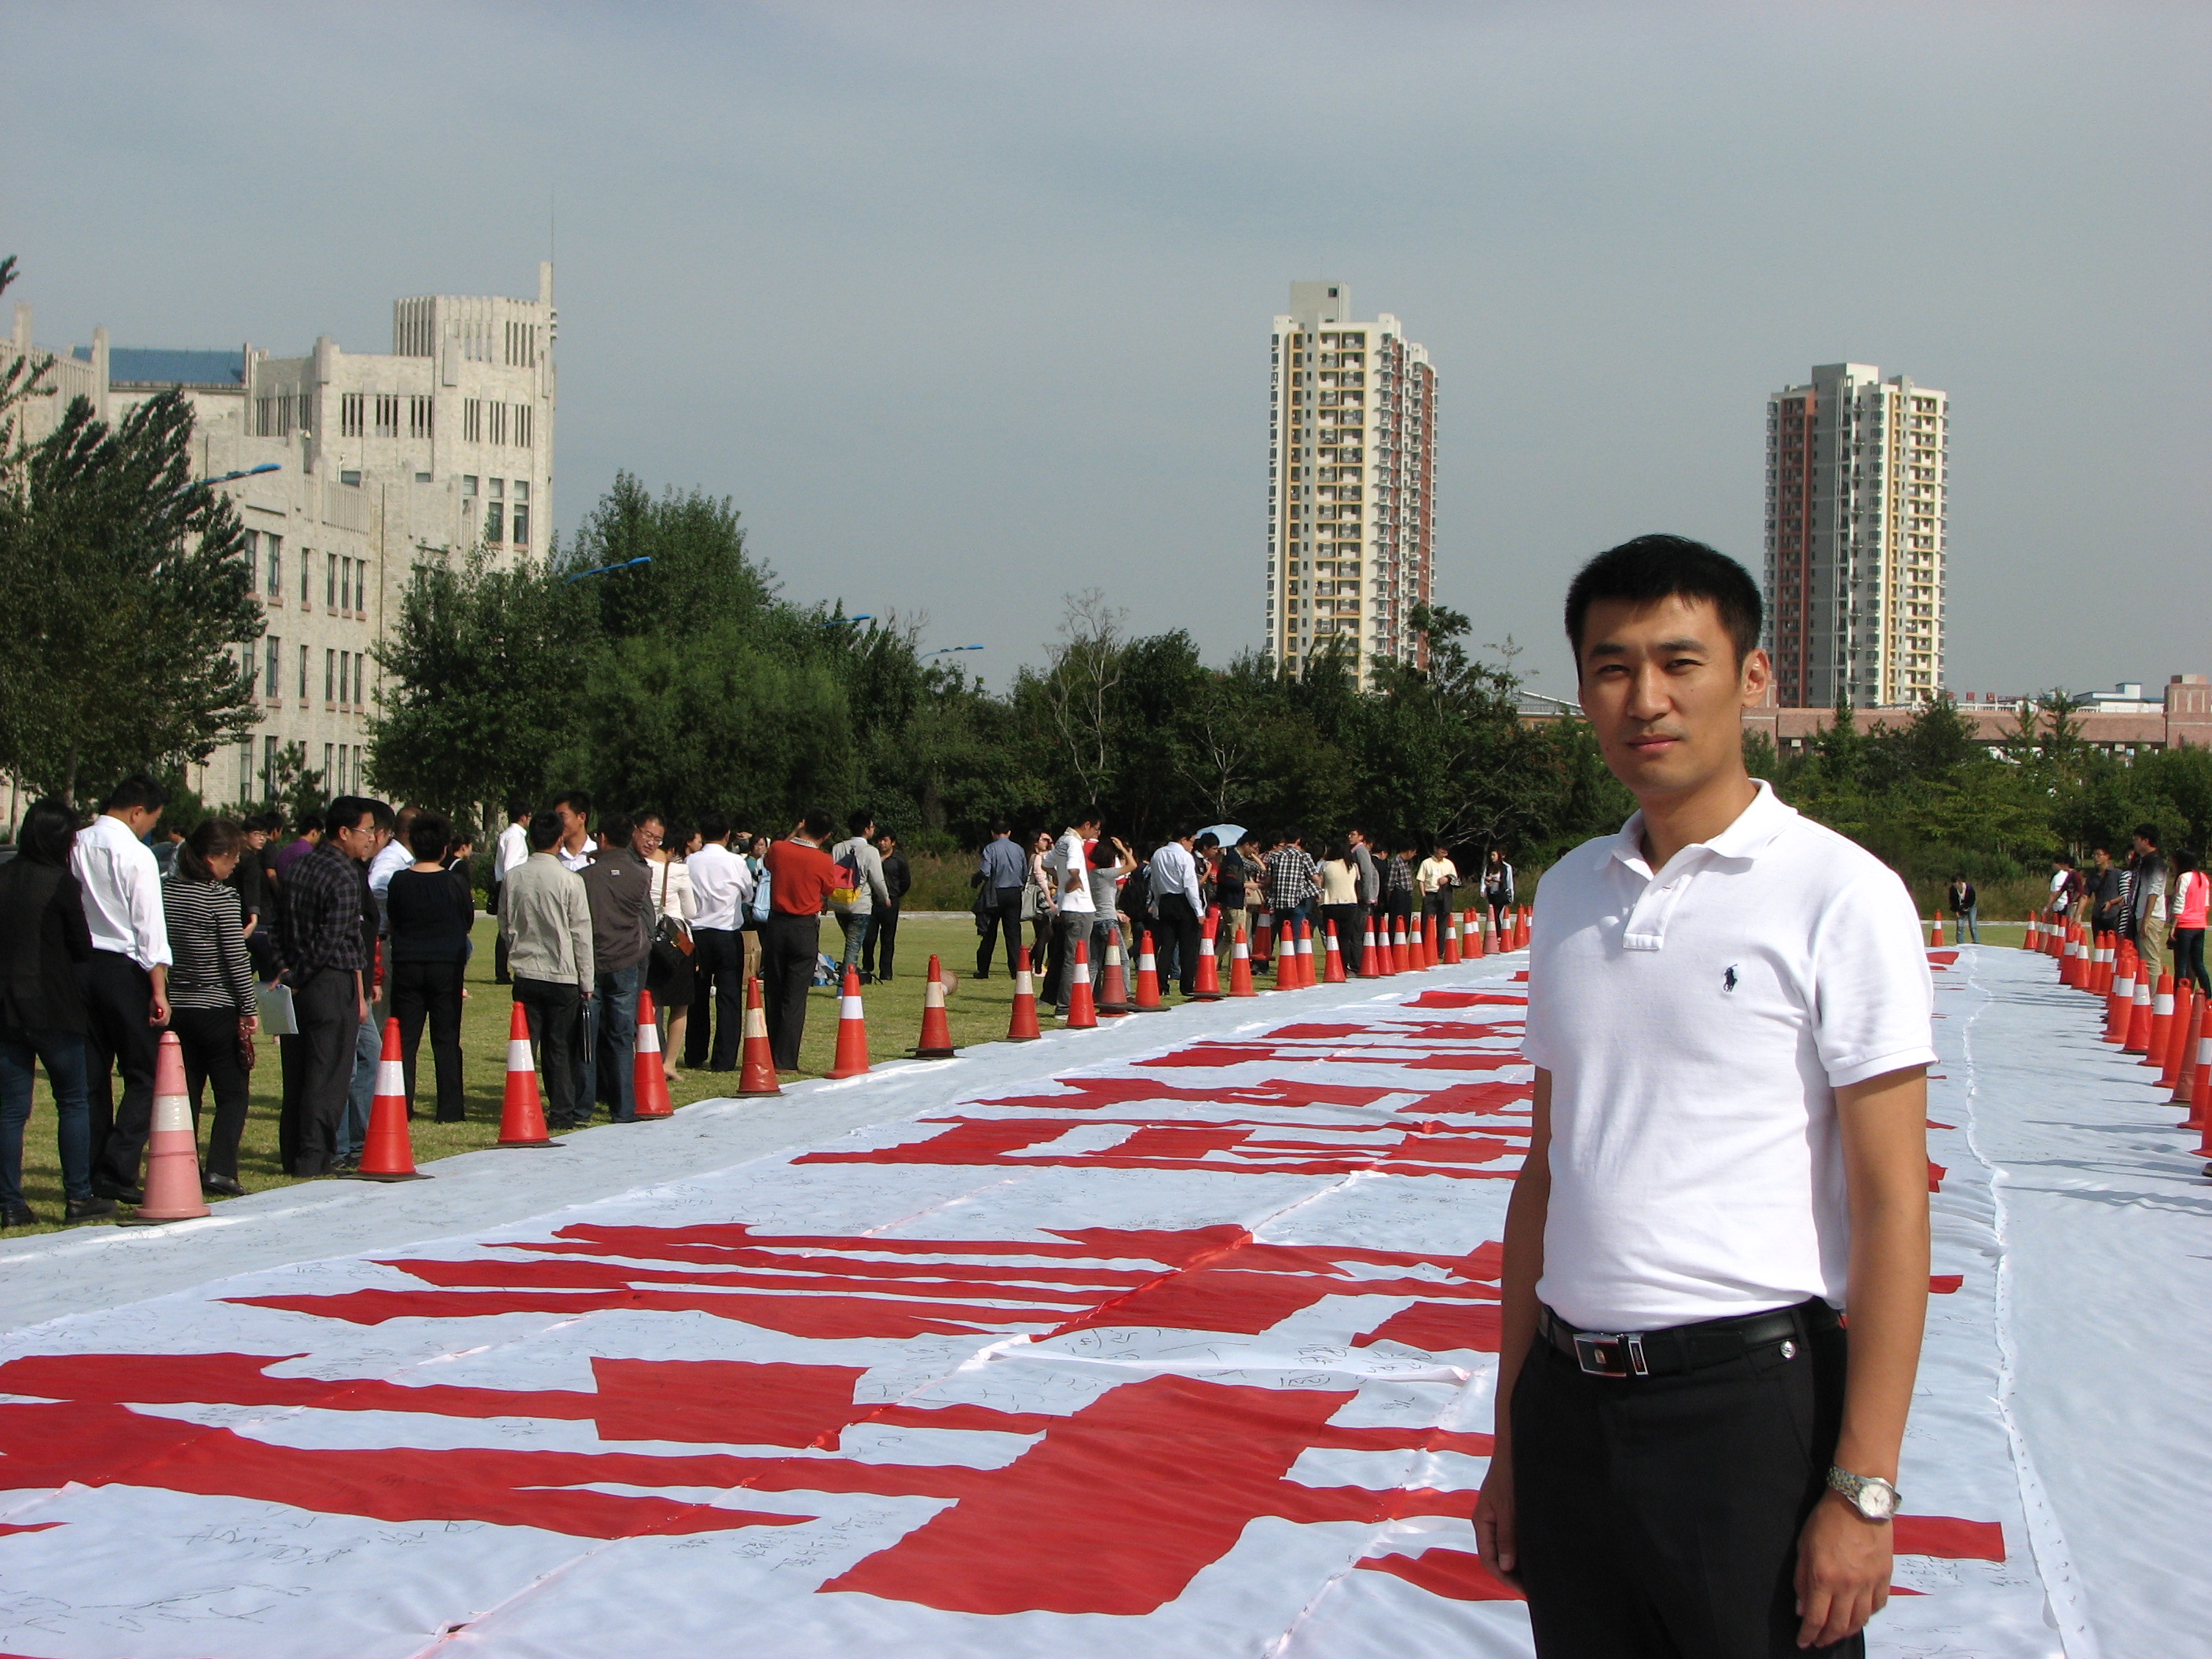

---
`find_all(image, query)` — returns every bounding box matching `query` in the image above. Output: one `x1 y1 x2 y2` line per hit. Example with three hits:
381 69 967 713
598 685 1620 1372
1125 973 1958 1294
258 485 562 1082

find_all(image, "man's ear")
1739 646 1774 707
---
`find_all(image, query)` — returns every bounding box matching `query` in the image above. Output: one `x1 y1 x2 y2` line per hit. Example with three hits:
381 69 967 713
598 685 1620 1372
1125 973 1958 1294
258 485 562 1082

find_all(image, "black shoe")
94 1183 145 1206
64 1196 117 1223
435 1112 466 1124
333 1154 360 1174
202 1174 245 1198
2 1204 35 1229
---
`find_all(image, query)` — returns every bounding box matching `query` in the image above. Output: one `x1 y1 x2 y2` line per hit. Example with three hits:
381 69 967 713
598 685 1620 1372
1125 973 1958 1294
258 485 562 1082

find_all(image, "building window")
356 653 366 707
486 477 506 544
298 645 308 700
300 548 312 606
325 649 335 704
339 470 361 487
263 735 278 794
327 553 338 610
409 395 433 438
514 404 533 448
489 402 508 445
375 394 400 438
239 735 254 804
341 393 364 437
463 398 483 442
295 393 312 436
324 744 335 789
265 636 280 698
265 533 283 598
511 480 529 548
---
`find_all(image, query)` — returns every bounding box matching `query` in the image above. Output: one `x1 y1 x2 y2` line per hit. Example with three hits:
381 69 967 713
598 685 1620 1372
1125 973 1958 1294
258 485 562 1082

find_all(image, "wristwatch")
1826 1466 1901 1522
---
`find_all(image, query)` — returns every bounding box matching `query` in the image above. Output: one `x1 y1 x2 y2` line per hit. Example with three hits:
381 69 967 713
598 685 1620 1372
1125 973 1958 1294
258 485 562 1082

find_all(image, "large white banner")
0 959 2062 1656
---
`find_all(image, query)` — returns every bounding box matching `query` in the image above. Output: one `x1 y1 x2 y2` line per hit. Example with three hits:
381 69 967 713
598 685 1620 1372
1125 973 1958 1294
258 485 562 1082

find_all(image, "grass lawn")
6 913 1225 1235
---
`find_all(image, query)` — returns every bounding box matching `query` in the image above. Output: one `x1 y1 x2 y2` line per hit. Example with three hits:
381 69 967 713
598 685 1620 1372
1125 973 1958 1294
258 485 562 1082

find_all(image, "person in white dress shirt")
69 775 173 1204
552 791 598 873
493 805 530 983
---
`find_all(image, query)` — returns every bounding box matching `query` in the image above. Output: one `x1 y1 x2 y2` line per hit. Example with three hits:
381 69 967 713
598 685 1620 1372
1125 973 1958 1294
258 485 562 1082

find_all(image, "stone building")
3 266 556 812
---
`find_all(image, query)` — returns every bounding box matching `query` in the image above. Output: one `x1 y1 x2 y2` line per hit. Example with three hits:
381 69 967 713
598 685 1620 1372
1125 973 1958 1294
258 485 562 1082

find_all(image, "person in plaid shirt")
276 795 382 1177
1265 833 1321 931
1380 837 1418 939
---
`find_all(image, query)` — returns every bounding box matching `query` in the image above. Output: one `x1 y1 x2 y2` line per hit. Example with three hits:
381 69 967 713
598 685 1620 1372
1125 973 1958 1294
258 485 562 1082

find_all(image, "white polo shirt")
1522 781 1934 1332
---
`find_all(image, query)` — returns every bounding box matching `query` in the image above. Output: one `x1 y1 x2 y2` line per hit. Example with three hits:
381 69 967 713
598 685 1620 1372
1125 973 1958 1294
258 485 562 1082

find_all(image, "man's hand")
1472 1456 1519 1590
1794 1489 1892 1648
148 991 170 1026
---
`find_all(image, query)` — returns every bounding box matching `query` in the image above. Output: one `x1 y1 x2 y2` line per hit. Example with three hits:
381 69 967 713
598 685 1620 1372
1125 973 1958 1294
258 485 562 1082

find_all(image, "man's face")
1576 594 1768 804
243 828 268 850
877 835 895 854
556 804 587 843
114 804 162 838
2093 850 2111 870
332 813 379 862
635 819 664 855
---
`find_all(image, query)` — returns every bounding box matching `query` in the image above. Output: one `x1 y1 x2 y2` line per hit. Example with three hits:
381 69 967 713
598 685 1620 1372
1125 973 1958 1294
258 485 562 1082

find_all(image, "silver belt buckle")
1572 1331 1650 1378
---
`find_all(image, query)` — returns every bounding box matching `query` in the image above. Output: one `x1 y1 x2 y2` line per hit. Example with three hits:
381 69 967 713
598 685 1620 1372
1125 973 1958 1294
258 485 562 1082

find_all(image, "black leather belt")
1538 1297 1837 1379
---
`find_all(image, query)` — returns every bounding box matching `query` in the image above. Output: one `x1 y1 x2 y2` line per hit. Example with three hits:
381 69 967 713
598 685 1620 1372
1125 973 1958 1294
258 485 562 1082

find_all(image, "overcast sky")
5 2 2207 699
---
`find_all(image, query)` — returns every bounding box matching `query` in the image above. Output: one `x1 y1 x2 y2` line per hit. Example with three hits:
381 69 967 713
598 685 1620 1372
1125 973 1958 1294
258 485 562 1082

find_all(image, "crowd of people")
2037 826 2210 994
0 770 1518 1227
969 819 1515 1015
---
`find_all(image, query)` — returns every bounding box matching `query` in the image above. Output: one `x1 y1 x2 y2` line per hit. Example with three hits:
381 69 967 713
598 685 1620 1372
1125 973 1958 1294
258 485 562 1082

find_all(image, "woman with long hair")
2171 848 2209 997
0 799 107 1225
163 817 259 1197
1318 837 1365 976
1026 830 1057 961
639 815 696 1082
386 811 475 1122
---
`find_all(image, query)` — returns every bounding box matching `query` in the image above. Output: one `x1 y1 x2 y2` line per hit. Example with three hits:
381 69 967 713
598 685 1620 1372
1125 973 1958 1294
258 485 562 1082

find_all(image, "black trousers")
1156 894 1203 994
1422 892 1454 939
513 978 586 1128
390 959 467 1120
760 911 819 1071
686 926 745 1071
976 888 1024 979
865 905 902 981
278 969 360 1177
81 950 159 1194
1324 903 1366 974
1512 1304 1859 1658
2174 927 2209 996
169 1005 251 1180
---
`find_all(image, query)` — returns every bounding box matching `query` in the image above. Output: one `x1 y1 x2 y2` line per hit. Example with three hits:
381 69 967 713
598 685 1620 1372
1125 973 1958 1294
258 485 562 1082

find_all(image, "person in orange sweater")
760 810 838 1071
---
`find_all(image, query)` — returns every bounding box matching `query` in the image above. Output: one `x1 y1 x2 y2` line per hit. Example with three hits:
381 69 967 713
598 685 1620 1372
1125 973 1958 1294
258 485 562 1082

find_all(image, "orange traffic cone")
914 955 958 1059
1423 914 1440 969
1254 910 1275 973
632 989 674 1119
2142 971 2175 1064
2180 994 2210 1112
1097 924 1133 1016
828 965 872 1078
2159 983 2197 1092
1295 918 1317 987
1065 939 1099 1027
1190 912 1224 1001
124 1031 212 1221
1133 932 1168 1011
1324 918 1346 983
1470 910 1489 958
1358 917 1382 979
347 1017 430 1179
1008 947 1044 1039
1387 917 1408 976
2105 947 2137 1042
1444 911 1463 965
738 976 782 1094
1930 914 1944 947
497 1002 558 1148
1229 926 1258 996
2124 970 2156 1054
1276 919 1301 990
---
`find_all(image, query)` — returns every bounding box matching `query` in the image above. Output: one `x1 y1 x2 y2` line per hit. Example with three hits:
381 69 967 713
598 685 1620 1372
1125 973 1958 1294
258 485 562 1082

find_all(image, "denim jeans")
838 910 876 981
0 1025 96 1207
337 1002 383 1159
585 962 643 1122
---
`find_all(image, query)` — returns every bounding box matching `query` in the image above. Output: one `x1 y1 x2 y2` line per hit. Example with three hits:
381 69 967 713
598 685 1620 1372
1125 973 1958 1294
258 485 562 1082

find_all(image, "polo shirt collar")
1610 779 1796 880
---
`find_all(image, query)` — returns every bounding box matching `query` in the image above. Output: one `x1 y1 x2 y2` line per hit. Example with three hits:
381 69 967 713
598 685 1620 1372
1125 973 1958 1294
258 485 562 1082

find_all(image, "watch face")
1857 1481 1899 1521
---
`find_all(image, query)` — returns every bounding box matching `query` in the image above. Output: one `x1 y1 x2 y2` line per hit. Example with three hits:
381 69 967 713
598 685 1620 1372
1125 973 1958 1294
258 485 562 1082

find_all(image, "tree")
0 342 264 804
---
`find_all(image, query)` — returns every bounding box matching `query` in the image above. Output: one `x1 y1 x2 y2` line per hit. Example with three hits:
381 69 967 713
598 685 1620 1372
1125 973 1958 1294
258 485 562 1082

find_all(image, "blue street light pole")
562 555 653 584
201 462 280 485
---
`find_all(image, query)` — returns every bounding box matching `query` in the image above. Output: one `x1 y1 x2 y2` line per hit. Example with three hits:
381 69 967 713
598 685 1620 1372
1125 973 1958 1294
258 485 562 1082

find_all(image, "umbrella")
1197 823 1246 847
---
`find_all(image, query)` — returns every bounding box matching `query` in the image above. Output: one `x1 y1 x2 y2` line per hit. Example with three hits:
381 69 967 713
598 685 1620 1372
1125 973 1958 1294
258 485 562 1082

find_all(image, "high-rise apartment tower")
1265 283 1436 679
1763 362 1947 708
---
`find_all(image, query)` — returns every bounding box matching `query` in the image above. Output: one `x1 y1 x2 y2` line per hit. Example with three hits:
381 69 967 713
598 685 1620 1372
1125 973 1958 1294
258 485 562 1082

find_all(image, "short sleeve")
1811 864 1936 1089
1520 872 1561 1072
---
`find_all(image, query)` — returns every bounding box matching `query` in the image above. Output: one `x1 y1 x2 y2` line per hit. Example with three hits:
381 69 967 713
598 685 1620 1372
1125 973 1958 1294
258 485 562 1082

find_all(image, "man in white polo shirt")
1475 536 1934 1657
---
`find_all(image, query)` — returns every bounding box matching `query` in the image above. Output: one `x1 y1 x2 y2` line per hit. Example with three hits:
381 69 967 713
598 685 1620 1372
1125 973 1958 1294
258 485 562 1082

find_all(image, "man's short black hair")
1564 534 1763 665
2135 823 2162 848
102 773 169 815
848 806 875 837
529 809 564 851
551 790 591 819
989 820 1011 837
409 813 452 862
801 808 834 840
1072 804 1103 829
325 796 379 840
698 812 730 845
599 811 633 850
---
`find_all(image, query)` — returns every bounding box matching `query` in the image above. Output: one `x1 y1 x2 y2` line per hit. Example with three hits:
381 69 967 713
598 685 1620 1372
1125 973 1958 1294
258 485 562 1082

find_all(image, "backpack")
829 839 862 914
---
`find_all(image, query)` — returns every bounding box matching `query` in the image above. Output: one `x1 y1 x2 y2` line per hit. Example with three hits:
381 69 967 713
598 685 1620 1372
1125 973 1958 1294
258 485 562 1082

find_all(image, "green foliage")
0 374 264 802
